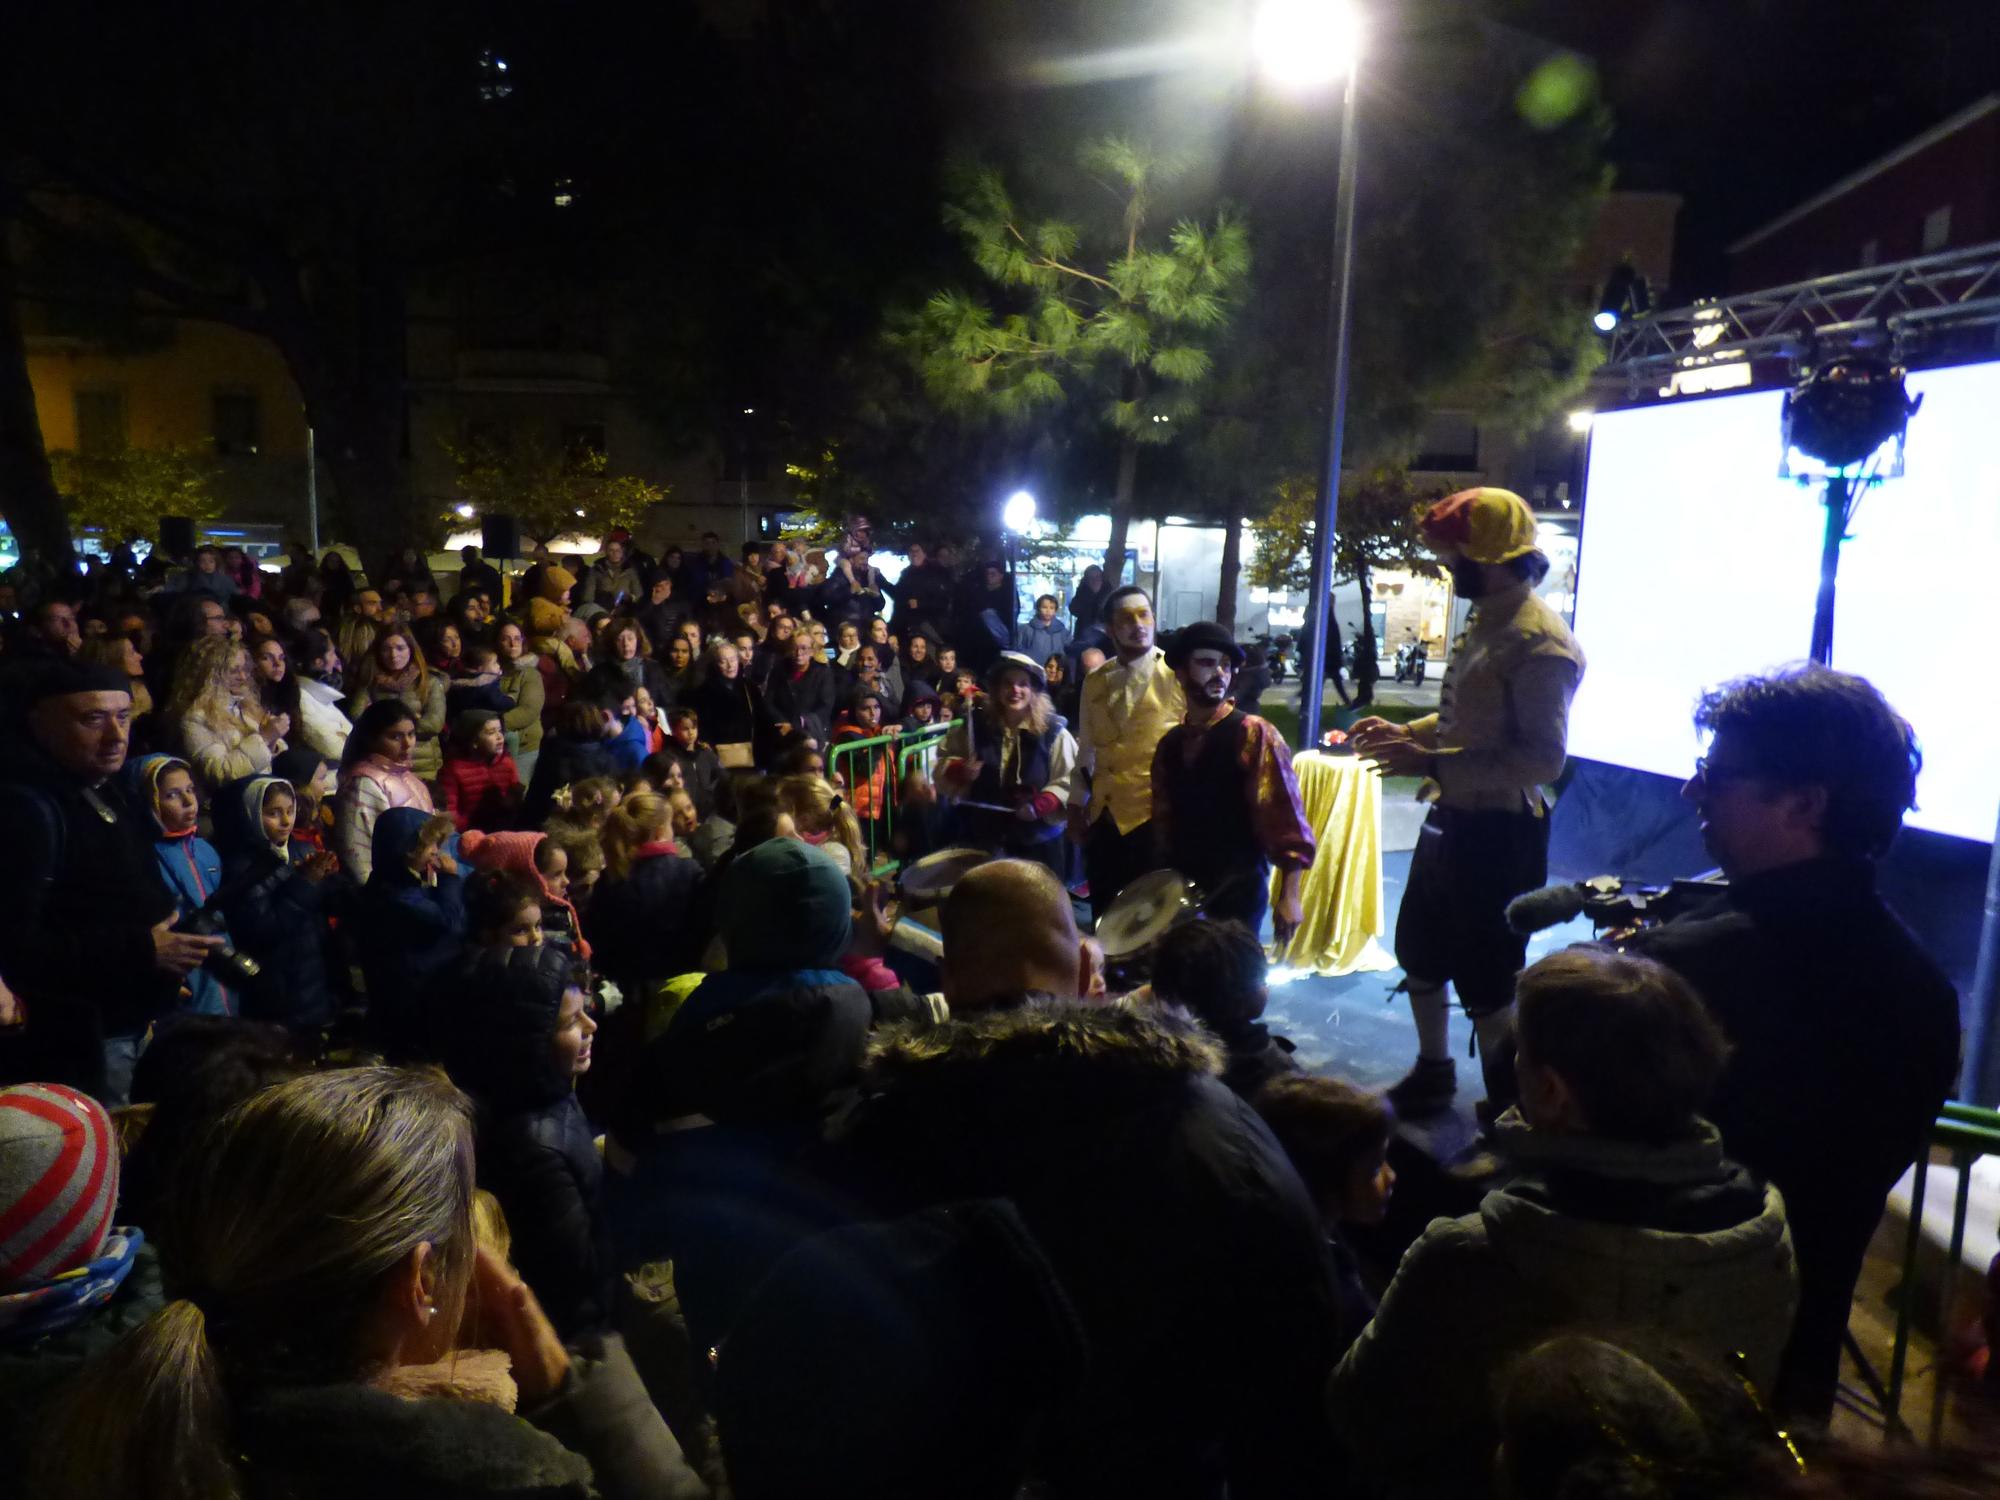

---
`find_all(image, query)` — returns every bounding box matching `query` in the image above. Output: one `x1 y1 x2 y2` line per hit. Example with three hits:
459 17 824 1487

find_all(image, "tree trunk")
0 222 76 574
1352 561 1378 708
1104 434 1138 584
1216 507 1242 631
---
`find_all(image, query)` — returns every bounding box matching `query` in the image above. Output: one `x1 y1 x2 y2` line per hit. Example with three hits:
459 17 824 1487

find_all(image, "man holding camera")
1352 488 1585 1117
1622 665 1957 1420
0 660 219 1101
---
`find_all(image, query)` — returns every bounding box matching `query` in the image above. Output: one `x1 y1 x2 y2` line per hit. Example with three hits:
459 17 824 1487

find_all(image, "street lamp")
1002 489 1038 534
1255 0 1364 751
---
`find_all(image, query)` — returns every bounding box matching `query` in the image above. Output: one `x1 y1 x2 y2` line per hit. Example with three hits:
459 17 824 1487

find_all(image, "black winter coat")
842 999 1342 1500
1625 855 1960 1417
0 742 178 1092
759 662 835 749
481 1094 610 1339
690 673 758 747
523 733 619 823
584 851 704 989
220 846 339 1033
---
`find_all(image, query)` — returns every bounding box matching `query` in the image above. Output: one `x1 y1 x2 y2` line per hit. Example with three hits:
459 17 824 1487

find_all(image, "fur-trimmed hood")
864 996 1225 1092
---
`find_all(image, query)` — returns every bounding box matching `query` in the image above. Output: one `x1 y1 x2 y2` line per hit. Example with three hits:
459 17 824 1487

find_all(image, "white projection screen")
1569 362 2000 843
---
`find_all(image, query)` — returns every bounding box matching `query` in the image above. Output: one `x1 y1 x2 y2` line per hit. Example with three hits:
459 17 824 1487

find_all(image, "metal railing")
1884 1101 2000 1445
825 721 955 875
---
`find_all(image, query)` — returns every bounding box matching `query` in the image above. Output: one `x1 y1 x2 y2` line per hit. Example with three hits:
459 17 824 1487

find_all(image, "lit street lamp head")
1252 0 1362 91
1003 490 1038 533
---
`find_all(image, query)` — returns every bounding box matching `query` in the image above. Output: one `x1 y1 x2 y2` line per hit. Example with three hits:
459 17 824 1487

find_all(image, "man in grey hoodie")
1328 945 1797 1499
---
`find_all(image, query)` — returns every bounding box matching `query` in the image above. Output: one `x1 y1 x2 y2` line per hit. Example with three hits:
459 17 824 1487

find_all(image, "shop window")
74 389 127 454
212 390 260 455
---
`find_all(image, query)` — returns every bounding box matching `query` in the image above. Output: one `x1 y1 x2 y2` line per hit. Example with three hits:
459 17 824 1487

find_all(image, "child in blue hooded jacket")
130 753 234 1017
354 807 466 1062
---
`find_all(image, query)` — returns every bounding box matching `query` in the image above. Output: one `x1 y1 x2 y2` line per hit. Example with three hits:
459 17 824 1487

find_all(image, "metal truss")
1599 240 2000 393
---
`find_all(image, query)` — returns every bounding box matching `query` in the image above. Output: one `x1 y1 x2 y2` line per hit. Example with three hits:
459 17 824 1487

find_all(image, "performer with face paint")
1067 584 1186 922
1350 488 1586 1119
1152 622 1316 942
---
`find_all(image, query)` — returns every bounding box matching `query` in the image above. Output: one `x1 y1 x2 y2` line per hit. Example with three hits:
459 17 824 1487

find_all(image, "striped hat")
0 1084 119 1287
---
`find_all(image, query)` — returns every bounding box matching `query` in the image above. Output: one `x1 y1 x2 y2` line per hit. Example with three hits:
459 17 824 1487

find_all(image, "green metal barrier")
1886 1101 2000 1444
824 721 955 876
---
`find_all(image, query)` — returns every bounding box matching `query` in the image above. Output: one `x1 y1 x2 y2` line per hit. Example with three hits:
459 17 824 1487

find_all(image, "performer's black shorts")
1394 806 1549 1017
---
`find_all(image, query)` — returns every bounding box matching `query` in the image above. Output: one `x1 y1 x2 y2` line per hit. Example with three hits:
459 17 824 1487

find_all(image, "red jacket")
437 749 522 832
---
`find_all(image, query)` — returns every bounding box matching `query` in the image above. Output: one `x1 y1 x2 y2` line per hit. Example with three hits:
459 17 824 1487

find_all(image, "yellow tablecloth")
1268 751 1394 977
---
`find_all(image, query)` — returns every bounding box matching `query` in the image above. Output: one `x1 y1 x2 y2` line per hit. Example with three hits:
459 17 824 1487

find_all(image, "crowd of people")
0 506 1977 1499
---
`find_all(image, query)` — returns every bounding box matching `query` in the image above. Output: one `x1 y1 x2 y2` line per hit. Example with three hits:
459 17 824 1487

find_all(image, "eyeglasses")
1693 756 1760 787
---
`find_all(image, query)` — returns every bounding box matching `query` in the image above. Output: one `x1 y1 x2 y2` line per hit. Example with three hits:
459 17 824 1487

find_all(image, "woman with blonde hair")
32 1066 703 1500
164 634 288 790
587 790 704 992
690 639 758 768
773 772 867 881
935 651 1077 876
345 623 448 780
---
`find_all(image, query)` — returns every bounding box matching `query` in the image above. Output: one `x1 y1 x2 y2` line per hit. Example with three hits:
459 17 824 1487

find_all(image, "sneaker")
1386 1057 1457 1116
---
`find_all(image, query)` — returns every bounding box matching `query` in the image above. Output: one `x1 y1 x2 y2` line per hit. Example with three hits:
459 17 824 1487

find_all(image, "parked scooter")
1393 638 1428 685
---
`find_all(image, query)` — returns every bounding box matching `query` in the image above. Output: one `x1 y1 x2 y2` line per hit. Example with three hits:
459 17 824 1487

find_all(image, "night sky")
931 0 2000 300
1495 0 2000 295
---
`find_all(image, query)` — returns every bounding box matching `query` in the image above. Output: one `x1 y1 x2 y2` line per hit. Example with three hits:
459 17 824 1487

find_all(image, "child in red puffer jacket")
437 709 522 832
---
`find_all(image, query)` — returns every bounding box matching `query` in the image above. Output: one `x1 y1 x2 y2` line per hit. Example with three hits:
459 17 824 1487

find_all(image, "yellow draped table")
1267 750 1395 977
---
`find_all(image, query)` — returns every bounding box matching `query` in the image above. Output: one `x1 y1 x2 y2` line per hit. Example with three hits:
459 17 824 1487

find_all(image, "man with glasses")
1353 488 1585 1118
1152 621 1315 942
1622 664 1957 1421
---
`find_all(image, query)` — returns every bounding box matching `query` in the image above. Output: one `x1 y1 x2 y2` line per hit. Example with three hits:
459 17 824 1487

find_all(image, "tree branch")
1004 222 1117 293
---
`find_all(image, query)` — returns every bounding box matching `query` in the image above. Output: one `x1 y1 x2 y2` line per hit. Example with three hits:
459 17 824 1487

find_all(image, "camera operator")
1352 488 1585 1117
0 659 219 1101
1618 664 1957 1421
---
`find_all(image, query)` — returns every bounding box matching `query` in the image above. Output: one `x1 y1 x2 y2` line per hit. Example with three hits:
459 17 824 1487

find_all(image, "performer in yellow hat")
1351 488 1586 1118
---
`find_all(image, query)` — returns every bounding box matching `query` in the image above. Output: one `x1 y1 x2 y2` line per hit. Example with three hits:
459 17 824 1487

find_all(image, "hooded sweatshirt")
129 754 232 1017
212 774 337 1034
1329 1111 1798 1500
355 807 466 1062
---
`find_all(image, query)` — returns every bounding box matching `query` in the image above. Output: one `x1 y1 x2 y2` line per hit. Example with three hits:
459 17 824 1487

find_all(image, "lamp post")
1255 0 1364 751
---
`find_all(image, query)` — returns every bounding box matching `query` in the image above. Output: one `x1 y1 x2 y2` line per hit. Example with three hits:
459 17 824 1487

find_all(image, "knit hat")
0 1083 119 1286
718 838 852 970
1420 487 1540 565
17 658 131 707
1163 620 1244 669
538 565 577 604
272 746 331 790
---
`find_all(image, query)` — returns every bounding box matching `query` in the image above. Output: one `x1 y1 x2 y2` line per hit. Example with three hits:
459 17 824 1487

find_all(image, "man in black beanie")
0 660 217 1100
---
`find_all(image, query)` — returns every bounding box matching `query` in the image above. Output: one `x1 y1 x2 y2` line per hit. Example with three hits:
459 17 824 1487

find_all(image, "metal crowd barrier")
1884 1101 2000 1444
825 720 955 875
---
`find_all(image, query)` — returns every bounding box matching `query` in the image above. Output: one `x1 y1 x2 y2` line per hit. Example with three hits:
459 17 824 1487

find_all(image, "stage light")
1251 0 1361 92
1002 490 1038 533
454 503 475 519
1593 260 1651 335
1567 410 1594 433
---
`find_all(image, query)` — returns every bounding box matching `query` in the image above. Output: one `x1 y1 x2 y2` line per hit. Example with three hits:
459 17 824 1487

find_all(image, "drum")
897 846 992 907
1094 869 1202 987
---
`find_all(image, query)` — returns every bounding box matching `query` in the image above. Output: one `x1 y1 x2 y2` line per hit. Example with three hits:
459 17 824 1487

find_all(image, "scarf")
371 663 421 698
0 1227 142 1346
